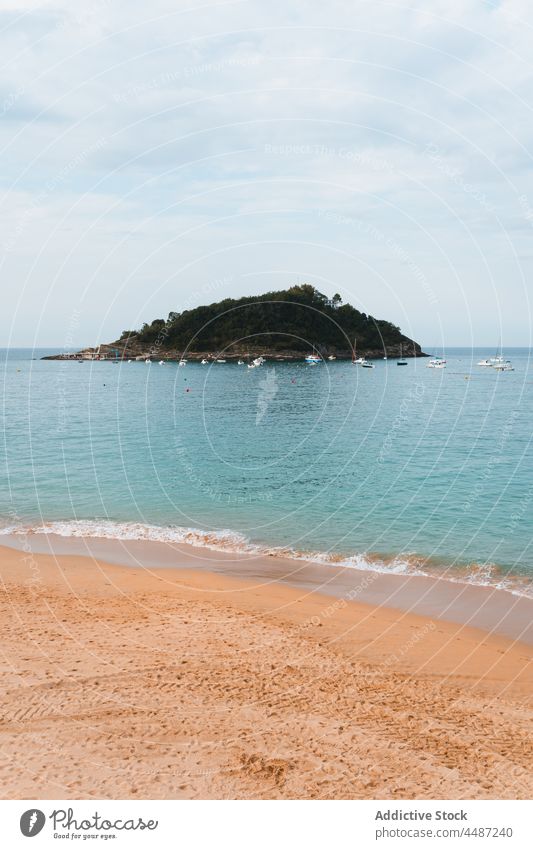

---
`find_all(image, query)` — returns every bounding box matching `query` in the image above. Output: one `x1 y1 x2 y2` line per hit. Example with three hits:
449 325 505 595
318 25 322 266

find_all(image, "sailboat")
478 339 514 371
351 338 364 365
488 340 513 371
397 343 407 365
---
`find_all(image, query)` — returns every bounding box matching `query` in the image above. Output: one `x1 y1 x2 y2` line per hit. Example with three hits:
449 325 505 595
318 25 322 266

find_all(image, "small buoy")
186 387 191 392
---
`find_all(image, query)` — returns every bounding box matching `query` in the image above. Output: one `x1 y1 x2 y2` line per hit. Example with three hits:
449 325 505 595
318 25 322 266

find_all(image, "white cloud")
0 0 532 346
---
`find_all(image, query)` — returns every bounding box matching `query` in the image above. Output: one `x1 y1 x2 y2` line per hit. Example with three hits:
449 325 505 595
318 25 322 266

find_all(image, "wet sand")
0 541 532 799
3 531 533 644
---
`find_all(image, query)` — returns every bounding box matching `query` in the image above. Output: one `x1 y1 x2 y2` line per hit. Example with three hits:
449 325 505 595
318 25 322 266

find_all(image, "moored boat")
351 337 361 365
247 356 264 368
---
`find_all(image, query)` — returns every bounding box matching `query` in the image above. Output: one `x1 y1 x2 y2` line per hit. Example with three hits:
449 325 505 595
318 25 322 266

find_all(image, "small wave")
0 519 531 598
0 519 251 552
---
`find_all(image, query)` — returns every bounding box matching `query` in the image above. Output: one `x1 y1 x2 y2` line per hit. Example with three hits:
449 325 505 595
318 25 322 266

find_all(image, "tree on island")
117 285 420 357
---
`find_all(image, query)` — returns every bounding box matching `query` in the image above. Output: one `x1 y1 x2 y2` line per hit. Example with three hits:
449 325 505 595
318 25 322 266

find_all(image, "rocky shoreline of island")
42 341 426 362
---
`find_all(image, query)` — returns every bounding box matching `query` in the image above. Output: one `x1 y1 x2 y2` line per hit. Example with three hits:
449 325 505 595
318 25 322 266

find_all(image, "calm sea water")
1 347 532 595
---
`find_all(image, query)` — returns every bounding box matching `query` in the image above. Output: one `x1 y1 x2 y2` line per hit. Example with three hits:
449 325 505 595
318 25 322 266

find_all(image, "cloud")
0 0 532 346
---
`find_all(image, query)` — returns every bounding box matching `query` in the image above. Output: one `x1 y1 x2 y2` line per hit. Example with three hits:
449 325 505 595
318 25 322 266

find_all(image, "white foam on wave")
0 518 531 598
0 519 251 552
0 519 425 576
289 548 428 578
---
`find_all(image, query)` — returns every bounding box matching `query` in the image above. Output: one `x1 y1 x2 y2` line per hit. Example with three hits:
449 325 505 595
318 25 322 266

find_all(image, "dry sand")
0 543 532 800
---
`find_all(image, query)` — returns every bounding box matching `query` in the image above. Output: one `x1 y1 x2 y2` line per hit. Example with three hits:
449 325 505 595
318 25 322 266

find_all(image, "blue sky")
1 0 532 347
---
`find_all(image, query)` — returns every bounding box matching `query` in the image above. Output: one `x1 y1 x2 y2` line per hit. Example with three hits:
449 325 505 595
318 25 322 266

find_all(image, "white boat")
215 359 226 363
328 355 336 361
145 359 151 364
488 342 513 370
201 359 209 365
477 359 492 367
178 360 187 366
305 354 322 364
237 359 245 365
351 337 361 365
486 341 508 368
491 355 514 369
248 356 265 368
397 344 407 366
361 359 374 368
427 357 446 368
159 360 166 365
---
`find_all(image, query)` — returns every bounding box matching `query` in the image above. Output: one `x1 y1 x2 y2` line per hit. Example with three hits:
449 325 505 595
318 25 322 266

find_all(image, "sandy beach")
0 540 532 800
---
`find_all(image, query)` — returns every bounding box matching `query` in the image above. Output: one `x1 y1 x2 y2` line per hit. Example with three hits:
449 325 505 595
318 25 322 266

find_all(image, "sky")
1 0 532 348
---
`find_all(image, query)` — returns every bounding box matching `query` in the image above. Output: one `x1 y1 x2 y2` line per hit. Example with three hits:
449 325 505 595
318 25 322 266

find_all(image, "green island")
44 285 426 361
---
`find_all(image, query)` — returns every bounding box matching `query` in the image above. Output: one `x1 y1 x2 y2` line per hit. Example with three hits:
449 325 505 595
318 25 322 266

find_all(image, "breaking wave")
0 518 531 598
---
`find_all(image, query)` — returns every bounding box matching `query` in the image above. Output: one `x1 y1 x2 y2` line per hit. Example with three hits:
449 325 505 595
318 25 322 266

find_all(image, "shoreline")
2 531 533 645
0 542 531 799
41 351 425 362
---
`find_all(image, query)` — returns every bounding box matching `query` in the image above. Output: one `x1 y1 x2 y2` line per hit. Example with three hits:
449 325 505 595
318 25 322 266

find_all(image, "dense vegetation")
118 285 421 356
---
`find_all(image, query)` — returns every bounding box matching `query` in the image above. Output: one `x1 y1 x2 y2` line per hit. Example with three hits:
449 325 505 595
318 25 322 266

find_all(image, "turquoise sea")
1 347 532 596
